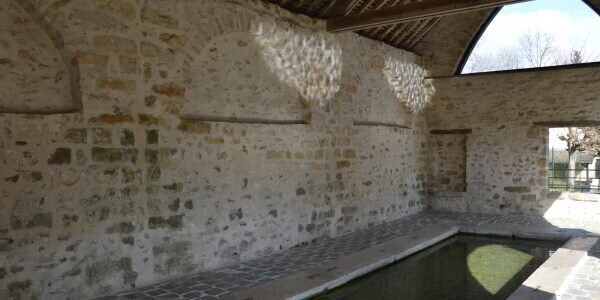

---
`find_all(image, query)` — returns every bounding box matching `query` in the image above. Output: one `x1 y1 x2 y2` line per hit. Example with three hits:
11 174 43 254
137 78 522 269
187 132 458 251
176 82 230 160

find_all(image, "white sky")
470 0 600 63
549 128 568 150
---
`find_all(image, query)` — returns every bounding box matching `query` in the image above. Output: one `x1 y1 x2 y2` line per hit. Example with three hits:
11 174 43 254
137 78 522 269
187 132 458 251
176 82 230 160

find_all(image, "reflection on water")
313 235 561 300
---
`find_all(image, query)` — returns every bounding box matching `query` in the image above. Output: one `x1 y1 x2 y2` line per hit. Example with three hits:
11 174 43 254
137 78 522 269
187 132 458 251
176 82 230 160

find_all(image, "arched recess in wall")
341 35 433 127
353 57 413 128
178 2 342 124
183 31 308 122
0 0 81 114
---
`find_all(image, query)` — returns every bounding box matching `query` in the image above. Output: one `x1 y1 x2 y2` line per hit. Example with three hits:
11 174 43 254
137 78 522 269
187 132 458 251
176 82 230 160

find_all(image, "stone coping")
223 224 459 300
104 211 600 299
224 222 594 300
509 236 599 300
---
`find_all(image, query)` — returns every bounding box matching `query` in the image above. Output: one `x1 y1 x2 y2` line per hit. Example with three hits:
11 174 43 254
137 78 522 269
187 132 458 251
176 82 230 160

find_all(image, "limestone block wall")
0 0 428 299
427 66 600 214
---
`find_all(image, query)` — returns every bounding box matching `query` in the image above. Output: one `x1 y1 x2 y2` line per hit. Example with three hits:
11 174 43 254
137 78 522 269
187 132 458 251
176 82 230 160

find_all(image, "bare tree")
463 53 496 73
519 31 557 67
496 47 523 70
555 127 600 189
557 128 586 189
553 40 600 66
464 30 599 73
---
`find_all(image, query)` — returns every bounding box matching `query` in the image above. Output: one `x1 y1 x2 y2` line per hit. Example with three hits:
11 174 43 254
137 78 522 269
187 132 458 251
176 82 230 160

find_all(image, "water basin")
312 234 562 300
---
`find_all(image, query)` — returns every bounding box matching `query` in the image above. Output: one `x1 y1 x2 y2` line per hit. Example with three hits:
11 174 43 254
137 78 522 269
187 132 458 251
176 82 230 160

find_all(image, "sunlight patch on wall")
383 58 435 114
253 20 342 107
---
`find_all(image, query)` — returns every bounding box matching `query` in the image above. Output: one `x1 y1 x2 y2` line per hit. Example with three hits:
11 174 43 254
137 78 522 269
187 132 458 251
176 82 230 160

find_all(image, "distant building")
549 150 600 192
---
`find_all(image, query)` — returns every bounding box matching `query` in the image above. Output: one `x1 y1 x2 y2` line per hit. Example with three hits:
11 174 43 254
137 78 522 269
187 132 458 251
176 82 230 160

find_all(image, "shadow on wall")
0 0 81 114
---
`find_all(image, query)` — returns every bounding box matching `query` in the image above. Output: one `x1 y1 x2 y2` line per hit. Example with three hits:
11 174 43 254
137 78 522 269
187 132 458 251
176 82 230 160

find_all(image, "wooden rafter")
320 0 363 18
326 0 531 32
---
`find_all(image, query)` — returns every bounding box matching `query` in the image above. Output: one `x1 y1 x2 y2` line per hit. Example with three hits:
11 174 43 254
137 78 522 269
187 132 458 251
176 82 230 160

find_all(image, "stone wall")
427 66 600 214
0 0 428 298
0 0 79 113
428 134 467 198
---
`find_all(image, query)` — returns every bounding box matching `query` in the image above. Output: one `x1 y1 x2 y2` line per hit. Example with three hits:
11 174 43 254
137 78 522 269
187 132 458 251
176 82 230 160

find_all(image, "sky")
467 0 600 66
549 128 568 150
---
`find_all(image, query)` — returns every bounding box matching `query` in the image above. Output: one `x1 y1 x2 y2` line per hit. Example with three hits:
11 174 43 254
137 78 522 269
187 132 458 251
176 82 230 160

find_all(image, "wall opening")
458 0 600 75
548 127 600 193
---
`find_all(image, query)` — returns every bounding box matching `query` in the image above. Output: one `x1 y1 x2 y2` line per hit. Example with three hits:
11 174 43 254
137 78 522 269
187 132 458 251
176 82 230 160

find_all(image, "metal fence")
548 168 600 193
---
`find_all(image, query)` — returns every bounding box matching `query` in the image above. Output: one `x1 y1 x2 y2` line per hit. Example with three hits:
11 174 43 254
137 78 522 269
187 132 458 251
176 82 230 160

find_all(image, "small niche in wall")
428 129 470 195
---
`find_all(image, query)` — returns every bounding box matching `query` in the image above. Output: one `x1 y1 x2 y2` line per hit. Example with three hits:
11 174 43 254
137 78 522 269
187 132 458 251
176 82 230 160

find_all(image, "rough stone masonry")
2 0 600 299
0 0 427 298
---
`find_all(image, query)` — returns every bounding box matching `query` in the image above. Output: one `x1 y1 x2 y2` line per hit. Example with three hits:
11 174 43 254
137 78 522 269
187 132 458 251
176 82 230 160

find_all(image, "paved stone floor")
100 210 600 300
563 240 600 300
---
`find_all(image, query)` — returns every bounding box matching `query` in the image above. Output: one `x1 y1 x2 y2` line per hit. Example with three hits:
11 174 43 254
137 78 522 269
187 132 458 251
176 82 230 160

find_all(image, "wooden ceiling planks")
268 0 441 51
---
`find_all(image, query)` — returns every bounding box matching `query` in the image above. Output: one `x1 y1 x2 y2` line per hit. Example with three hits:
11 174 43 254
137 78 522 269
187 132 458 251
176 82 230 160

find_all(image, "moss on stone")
98 206 110 221
147 198 161 215
0 238 12 252
146 166 161 182
120 129 135 146
48 148 72 165
84 257 138 286
106 221 135 234
162 182 182 192
145 149 159 164
65 128 87 143
121 167 135 184
146 129 158 145
168 198 180 212
148 215 183 230
92 147 123 162
26 213 53 228
8 280 31 297
120 202 134 216
121 236 134 246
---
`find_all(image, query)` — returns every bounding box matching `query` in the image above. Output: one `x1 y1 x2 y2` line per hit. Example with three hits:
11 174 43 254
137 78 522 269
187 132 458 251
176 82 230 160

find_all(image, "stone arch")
0 0 81 114
340 35 426 123
184 31 306 120
180 0 321 64
177 1 340 118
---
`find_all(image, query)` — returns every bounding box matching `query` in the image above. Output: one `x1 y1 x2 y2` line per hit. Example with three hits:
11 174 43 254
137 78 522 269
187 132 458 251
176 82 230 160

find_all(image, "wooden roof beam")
326 0 531 33
320 0 363 18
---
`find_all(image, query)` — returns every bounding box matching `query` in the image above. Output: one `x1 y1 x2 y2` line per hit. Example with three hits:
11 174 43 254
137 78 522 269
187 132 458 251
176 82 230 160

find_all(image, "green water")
312 235 562 300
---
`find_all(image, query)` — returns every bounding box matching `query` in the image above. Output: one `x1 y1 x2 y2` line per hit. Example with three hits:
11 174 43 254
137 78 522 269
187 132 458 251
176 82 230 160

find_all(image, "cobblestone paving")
563 240 600 300
100 210 600 300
